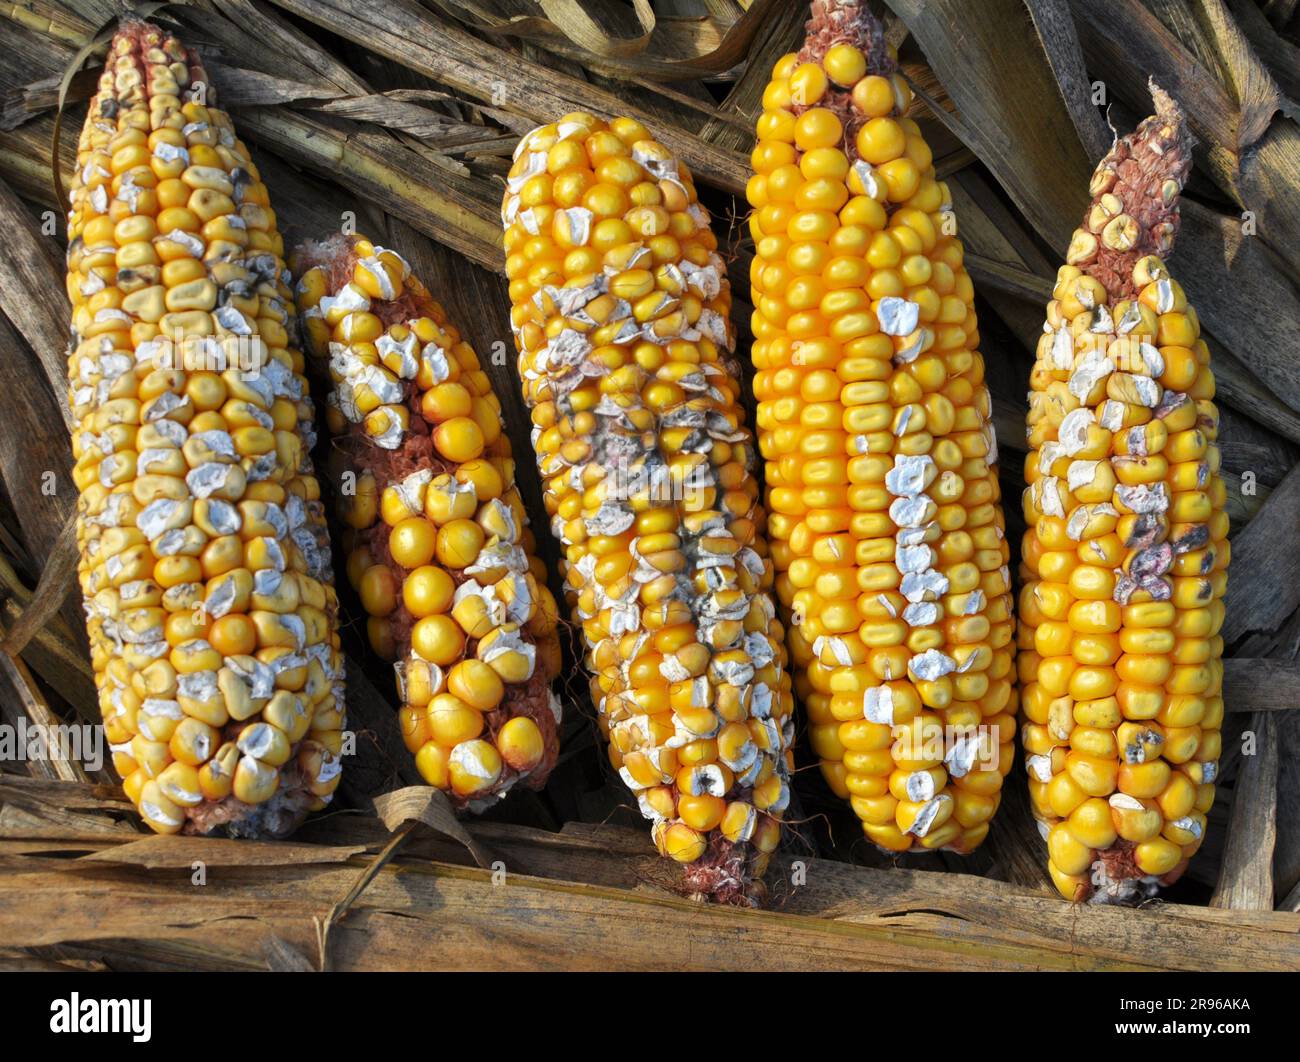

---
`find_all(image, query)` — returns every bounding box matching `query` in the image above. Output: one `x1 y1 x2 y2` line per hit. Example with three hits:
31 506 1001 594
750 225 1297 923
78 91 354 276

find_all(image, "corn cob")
293 234 562 805
501 112 795 899
1019 85 1226 903
64 21 344 835
746 0 1016 854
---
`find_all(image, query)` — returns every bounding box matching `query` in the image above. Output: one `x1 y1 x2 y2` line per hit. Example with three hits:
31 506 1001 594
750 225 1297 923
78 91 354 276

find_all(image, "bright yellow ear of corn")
746 1 1016 855
64 21 344 835
293 234 563 806
1019 85 1227 903
502 112 795 901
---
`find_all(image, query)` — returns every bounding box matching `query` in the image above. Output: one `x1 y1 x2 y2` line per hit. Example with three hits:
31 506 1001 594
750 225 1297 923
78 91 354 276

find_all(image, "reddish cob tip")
798 0 894 75
1076 81 1194 301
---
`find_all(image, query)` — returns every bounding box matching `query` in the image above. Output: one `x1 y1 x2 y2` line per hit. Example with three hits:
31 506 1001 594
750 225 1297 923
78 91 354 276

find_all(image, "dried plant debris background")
0 0 1298 969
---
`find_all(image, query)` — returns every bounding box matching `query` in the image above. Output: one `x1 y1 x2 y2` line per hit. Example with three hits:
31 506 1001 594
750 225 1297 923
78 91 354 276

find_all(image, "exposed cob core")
64 21 344 835
747 0 1016 854
293 234 562 806
501 112 795 900
1018 86 1227 903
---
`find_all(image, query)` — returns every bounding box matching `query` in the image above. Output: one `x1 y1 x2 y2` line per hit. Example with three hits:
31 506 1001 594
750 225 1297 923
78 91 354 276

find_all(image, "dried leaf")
0 312 76 565
202 62 343 107
236 107 502 268
1222 462 1300 643
264 0 749 192
372 785 493 869
82 836 367 868
887 0 1094 251
1 510 77 658
437 0 787 79
1074 0 1241 149
1224 0 1300 104
1176 202 1300 419
0 177 74 425
1211 712 1278 910
3 0 96 46
263 935 317 971
1023 0 1113 161
1223 659 1300 711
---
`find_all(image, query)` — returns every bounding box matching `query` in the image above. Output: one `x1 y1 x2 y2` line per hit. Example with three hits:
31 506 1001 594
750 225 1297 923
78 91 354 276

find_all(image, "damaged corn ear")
293 234 562 806
502 111 795 899
1018 84 1227 903
65 20 344 836
747 0 1017 855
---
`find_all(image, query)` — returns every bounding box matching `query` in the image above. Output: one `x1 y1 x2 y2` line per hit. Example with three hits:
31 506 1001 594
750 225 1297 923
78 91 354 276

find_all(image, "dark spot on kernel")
1171 523 1209 554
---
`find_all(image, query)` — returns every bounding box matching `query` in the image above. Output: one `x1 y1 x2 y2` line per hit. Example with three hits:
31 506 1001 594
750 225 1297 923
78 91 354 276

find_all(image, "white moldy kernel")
895 544 934 574
852 160 882 198
893 328 928 363
1057 408 1096 455
1097 399 1127 431
1050 327 1074 370
152 141 188 164
885 454 936 497
376 331 419 378
888 494 933 528
909 648 957 681
907 795 950 838
159 229 203 257
1038 477 1064 518
1069 348 1112 399
506 152 548 194
904 770 936 801
877 297 920 337
862 684 894 724
1026 753 1054 783
560 207 593 245
901 569 948 602
140 797 183 828
451 741 502 783
1067 460 1101 492
902 601 940 627
1037 440 1064 474
1112 372 1161 407
682 763 727 797
394 469 434 514
1115 483 1168 514
1136 342 1164 376
1089 304 1114 334
1116 303 1143 333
